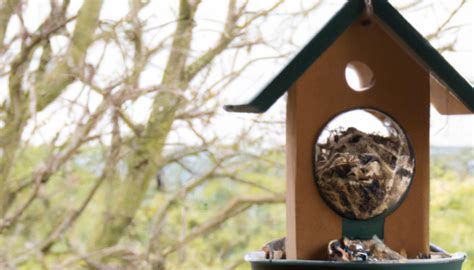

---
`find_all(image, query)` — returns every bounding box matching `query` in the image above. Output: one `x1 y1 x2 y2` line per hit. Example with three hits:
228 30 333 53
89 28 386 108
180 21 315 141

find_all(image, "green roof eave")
224 0 474 113
224 0 365 113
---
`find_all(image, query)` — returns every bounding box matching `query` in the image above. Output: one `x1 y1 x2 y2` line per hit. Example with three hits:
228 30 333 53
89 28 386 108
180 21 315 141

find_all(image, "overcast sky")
2 0 472 148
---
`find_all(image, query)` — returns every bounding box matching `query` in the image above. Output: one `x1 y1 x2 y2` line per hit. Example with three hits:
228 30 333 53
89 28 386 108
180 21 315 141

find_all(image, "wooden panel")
430 75 471 115
286 16 430 260
286 84 298 257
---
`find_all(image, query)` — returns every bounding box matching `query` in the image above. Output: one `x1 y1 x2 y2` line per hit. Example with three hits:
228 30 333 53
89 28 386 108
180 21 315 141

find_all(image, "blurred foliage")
430 147 474 270
2 145 473 269
1 145 286 269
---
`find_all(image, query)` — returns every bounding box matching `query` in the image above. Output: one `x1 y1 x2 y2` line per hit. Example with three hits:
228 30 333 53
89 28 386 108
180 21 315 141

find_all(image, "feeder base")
245 250 466 270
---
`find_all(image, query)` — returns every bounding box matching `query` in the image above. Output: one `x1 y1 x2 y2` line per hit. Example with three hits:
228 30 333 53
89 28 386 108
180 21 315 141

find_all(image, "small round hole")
345 61 375 92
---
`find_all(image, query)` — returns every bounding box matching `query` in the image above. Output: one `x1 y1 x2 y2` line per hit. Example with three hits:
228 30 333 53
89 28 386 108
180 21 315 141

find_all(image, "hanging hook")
365 0 374 17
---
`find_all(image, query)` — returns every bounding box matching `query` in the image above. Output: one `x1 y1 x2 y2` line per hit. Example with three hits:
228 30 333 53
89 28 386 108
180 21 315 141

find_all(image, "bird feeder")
224 0 472 269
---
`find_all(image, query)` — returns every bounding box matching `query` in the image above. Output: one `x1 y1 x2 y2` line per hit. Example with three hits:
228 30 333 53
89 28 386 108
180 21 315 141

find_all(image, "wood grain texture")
285 16 430 260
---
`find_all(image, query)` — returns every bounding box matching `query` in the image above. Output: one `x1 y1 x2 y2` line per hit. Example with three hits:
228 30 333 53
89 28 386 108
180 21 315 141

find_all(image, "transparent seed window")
314 108 415 220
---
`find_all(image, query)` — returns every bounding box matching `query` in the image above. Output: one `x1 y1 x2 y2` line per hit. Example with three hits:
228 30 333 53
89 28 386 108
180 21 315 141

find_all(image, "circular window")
314 109 414 220
345 61 375 92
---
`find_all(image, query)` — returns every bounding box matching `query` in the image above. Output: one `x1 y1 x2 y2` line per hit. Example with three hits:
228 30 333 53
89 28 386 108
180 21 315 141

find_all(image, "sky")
1 0 473 148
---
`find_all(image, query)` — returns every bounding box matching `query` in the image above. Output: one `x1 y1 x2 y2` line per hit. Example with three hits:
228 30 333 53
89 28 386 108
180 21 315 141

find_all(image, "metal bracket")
342 215 384 240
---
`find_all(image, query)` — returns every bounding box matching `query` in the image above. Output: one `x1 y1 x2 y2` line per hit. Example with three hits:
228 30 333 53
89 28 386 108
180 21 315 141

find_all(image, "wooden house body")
225 0 473 260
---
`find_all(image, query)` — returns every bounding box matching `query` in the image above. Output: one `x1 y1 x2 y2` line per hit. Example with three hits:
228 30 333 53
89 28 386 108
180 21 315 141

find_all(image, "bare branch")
36 0 104 111
216 174 278 194
161 193 285 256
12 110 123 264
184 0 240 81
0 94 112 231
0 0 20 48
426 0 466 41
147 164 223 252
55 246 136 269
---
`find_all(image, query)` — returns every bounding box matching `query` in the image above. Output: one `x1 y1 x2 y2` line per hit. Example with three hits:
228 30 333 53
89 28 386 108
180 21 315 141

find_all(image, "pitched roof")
224 0 474 113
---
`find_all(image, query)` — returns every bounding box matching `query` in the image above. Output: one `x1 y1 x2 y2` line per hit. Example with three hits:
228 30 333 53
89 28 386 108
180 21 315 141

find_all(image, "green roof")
224 0 474 113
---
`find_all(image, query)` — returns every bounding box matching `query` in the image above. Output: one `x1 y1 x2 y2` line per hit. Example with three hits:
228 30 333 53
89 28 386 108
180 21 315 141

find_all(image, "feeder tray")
245 245 466 270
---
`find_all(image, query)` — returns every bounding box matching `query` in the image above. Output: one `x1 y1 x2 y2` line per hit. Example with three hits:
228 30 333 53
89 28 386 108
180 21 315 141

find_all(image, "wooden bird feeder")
224 0 472 269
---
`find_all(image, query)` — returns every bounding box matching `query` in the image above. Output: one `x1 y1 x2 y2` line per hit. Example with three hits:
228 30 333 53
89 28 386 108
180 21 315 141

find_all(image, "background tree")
0 0 471 269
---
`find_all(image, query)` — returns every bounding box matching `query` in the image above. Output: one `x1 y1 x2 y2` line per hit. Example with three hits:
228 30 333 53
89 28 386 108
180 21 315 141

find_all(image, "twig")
12 110 122 264
161 193 285 256
425 0 466 41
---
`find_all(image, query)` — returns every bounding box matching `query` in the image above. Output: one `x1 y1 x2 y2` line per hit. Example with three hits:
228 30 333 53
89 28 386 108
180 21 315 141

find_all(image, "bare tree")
0 0 292 268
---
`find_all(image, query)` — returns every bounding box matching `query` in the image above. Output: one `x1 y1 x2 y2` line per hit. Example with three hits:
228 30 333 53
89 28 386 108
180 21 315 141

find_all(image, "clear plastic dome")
314 109 415 220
